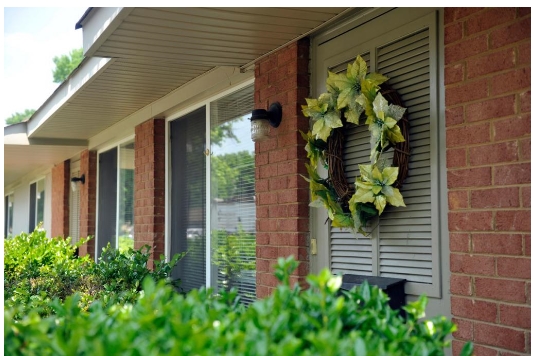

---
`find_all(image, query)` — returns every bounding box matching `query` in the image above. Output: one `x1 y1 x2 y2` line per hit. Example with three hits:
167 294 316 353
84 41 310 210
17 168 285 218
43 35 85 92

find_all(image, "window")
170 84 256 303
313 8 442 298
69 161 81 245
96 140 135 258
4 193 14 237
29 178 45 231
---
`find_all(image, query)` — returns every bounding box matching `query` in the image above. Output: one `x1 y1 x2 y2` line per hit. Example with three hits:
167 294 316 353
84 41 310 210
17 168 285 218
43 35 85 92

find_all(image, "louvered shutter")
376 28 435 286
318 10 440 296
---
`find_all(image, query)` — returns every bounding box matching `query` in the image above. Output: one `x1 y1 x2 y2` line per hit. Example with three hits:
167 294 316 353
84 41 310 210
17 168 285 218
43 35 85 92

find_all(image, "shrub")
4 229 183 318
4 256 473 356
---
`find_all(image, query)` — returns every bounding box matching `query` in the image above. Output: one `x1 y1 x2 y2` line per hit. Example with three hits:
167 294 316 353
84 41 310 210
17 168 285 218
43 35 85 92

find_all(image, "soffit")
30 7 351 140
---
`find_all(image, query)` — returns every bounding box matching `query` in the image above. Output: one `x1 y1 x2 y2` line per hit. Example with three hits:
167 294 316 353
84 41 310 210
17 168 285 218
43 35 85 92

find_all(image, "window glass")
118 142 135 252
210 85 256 304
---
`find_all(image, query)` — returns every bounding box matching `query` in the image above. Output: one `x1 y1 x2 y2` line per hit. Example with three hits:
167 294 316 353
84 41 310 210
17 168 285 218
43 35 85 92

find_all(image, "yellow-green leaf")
353 187 375 204
382 167 398 186
385 188 406 207
374 195 387 215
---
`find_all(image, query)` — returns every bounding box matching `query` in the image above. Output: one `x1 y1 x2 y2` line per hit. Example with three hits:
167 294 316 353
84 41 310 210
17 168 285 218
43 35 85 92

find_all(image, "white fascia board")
26 56 114 138
80 7 133 57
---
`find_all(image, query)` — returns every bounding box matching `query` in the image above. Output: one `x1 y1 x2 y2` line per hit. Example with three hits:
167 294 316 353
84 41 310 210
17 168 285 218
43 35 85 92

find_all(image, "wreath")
300 55 410 235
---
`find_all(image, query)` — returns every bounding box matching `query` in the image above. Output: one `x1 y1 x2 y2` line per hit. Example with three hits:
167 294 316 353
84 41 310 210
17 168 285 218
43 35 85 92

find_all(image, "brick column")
254 38 311 298
134 118 166 269
51 160 70 238
444 8 530 355
78 150 97 259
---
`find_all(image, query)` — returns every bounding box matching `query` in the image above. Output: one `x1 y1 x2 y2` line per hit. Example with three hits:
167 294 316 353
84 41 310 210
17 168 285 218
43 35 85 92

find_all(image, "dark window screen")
170 106 206 292
29 182 36 231
97 147 118 259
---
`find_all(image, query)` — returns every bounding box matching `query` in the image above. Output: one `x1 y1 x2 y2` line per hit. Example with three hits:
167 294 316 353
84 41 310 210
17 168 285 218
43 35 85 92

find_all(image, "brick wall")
254 39 311 298
134 118 166 269
51 160 70 238
78 150 97 259
445 8 531 355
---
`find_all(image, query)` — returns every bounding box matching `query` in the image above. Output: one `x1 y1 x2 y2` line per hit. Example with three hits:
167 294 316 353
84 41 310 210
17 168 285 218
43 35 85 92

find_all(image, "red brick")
492 68 531 96
446 106 465 127
496 210 531 232
258 246 278 259
447 167 492 188
471 187 520 208
497 257 531 278
474 322 526 352
475 277 526 302
451 296 498 322
447 123 490 147
269 176 288 191
465 8 516 36
445 63 465 85
519 138 530 160
445 34 488 64
445 23 463 45
500 304 531 328
525 235 531 256
447 148 467 168
257 191 277 206
469 141 518 166
255 179 269 193
449 8 485 23
451 274 473 296
473 344 499 356
495 115 531 141
517 7 531 17
446 79 489 106
465 95 516 122
518 42 531 66
521 186 530 208
494 163 530 185
448 190 469 210
467 48 516 79
452 318 473 340
259 164 278 179
472 233 523 255
448 211 493 231
519 90 531 113
450 233 470 252
490 17 531 49
451 253 495 276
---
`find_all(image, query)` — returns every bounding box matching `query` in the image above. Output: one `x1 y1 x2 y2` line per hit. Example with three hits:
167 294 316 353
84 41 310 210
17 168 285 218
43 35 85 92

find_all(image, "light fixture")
250 102 282 142
71 174 85 192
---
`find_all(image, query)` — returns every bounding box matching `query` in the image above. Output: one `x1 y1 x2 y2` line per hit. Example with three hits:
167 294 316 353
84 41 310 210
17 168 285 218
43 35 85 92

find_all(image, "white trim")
205 102 212 287
96 135 135 155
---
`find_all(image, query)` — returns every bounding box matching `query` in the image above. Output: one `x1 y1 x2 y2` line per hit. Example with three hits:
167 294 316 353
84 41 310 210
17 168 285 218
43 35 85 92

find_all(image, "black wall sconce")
250 102 282 142
71 174 85 192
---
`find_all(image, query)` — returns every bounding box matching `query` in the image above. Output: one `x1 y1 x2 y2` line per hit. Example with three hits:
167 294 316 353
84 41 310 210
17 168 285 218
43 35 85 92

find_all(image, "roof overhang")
5 7 354 186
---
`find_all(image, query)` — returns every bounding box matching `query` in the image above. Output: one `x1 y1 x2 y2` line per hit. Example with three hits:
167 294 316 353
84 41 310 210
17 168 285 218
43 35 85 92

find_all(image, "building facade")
3 7 531 355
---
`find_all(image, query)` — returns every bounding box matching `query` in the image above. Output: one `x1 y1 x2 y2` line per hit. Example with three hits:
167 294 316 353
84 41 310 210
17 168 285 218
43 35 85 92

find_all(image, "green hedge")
4 229 183 318
5 240 473 356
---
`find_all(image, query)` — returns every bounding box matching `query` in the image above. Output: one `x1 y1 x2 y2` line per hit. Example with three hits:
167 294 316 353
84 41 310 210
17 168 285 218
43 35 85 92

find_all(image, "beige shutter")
320 10 440 297
376 28 434 285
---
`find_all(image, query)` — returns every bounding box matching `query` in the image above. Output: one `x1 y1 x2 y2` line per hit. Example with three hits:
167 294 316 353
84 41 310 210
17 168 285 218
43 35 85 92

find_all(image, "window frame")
28 177 46 232
95 135 135 261
4 192 14 237
165 78 255 290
